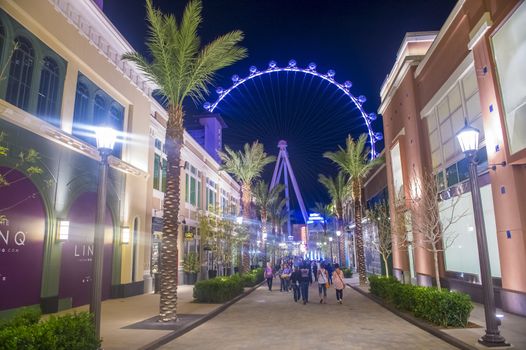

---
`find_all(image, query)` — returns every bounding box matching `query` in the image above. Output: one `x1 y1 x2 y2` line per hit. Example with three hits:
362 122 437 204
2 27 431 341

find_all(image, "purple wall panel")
0 167 46 311
59 192 114 307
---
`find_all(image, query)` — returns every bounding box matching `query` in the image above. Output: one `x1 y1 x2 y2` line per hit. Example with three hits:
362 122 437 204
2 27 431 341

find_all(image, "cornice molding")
48 0 156 97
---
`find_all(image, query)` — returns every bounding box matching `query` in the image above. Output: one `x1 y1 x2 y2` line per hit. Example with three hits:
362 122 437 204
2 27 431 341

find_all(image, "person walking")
317 263 329 304
290 266 301 302
300 263 311 304
326 262 334 285
312 261 318 283
332 263 346 304
281 264 292 292
265 262 274 291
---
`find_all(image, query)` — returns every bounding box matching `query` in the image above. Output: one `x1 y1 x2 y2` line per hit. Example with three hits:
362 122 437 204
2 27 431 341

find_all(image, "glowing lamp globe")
231 74 240 83
374 132 383 141
95 126 116 151
327 69 336 78
203 101 211 110
288 59 297 67
249 66 257 74
368 113 377 121
268 60 277 68
358 95 367 104
336 230 342 237
344 81 352 89
308 62 317 70
216 87 224 95
457 122 480 156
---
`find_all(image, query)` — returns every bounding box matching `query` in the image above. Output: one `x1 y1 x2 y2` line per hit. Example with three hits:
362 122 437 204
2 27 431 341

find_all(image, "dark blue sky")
104 0 456 212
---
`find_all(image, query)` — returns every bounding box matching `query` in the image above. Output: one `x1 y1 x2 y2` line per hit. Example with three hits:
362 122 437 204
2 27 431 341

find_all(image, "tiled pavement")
160 280 455 350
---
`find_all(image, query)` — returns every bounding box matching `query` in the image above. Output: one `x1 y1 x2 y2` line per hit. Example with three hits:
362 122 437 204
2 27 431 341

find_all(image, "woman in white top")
317 264 329 304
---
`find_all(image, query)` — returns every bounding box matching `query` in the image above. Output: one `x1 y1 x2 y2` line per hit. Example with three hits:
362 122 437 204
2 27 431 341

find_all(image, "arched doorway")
0 167 47 311
58 192 114 307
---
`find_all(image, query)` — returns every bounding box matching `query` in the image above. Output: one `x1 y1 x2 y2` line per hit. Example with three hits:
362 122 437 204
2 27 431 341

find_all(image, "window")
72 74 125 157
93 94 107 126
206 178 217 211
6 36 34 111
153 154 161 190
446 163 459 188
184 164 201 207
73 83 89 130
154 139 162 150
492 1 526 154
0 22 4 62
37 57 60 124
161 159 167 192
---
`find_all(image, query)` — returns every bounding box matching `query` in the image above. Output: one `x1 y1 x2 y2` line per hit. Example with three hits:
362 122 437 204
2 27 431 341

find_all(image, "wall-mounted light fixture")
121 226 130 244
57 220 70 241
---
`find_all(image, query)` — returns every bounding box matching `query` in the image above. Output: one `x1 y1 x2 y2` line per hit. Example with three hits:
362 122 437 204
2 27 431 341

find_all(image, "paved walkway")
160 280 455 350
46 285 221 350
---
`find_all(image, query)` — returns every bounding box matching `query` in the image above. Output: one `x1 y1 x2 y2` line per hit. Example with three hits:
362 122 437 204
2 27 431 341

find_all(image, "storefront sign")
0 167 46 311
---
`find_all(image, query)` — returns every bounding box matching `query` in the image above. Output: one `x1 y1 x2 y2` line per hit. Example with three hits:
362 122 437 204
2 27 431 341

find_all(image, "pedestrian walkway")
160 279 455 350
47 285 221 350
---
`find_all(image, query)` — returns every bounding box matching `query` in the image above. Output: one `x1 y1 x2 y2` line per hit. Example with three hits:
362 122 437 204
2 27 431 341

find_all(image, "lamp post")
456 122 508 347
328 236 334 262
91 126 116 342
336 230 342 266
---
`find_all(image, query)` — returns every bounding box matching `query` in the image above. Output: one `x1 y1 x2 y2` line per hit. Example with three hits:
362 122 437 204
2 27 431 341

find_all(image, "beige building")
0 0 239 314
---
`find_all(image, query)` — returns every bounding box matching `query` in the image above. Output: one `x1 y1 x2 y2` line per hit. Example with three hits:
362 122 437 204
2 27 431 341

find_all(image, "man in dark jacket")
290 266 301 302
300 263 311 304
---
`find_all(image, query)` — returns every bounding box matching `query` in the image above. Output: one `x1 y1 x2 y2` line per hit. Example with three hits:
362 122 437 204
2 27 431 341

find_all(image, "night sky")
103 0 456 216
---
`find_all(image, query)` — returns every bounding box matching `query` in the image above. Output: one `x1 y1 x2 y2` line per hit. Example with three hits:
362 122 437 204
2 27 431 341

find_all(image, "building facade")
0 0 240 316
380 0 526 316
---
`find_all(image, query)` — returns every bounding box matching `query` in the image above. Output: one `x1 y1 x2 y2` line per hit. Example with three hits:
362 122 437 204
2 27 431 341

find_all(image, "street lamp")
336 230 342 266
91 126 117 341
456 122 508 347
329 236 333 262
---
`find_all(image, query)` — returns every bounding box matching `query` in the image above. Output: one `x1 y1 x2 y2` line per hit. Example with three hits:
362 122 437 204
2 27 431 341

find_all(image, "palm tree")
312 201 332 236
123 0 246 322
218 142 275 272
324 134 384 285
253 181 284 260
319 171 350 266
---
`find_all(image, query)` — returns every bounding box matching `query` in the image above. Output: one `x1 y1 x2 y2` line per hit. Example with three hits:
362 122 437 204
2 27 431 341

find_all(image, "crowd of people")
264 258 347 305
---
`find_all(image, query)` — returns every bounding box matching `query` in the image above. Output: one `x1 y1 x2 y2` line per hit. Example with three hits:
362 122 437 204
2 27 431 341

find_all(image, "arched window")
0 22 5 62
73 82 89 123
6 36 34 111
36 57 60 123
93 94 107 125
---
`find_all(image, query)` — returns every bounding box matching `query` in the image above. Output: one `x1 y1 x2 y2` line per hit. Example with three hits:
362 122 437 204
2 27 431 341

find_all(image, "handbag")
325 282 329 289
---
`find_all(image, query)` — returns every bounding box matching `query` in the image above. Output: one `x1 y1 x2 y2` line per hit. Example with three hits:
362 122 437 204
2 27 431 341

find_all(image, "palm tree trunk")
337 208 345 267
159 105 184 322
241 183 251 273
353 180 367 286
261 210 267 263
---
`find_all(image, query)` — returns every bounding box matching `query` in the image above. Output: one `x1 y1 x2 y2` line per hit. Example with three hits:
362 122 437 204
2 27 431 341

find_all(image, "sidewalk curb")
138 281 265 350
348 284 478 350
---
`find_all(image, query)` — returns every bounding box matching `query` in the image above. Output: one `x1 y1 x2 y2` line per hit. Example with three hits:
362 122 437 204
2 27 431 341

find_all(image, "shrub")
367 275 473 327
0 307 41 328
0 310 100 350
193 274 244 303
342 268 353 278
240 268 265 287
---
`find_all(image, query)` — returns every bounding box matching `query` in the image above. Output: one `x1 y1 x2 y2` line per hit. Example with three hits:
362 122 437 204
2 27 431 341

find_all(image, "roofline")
415 0 466 77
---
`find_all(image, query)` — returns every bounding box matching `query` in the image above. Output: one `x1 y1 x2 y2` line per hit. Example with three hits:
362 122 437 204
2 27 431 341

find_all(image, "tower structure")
270 140 308 239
